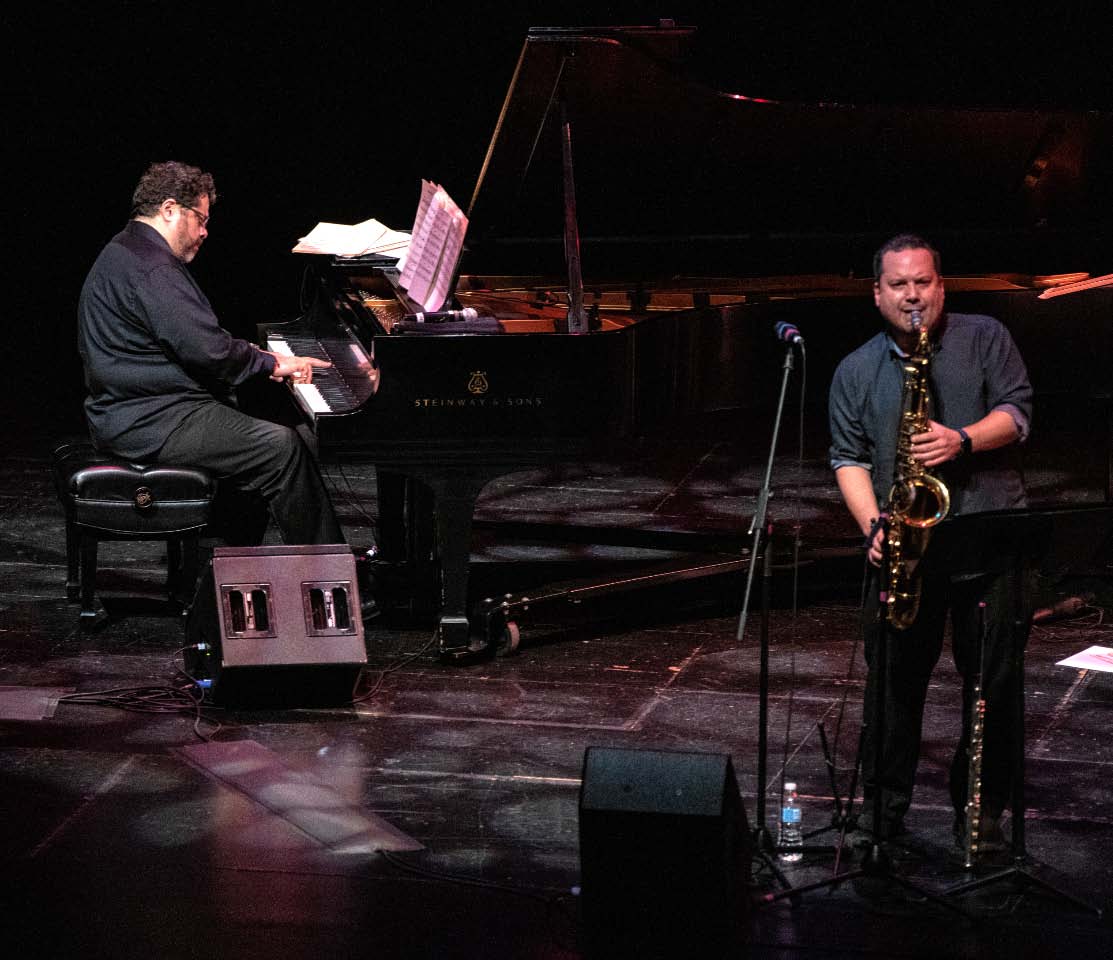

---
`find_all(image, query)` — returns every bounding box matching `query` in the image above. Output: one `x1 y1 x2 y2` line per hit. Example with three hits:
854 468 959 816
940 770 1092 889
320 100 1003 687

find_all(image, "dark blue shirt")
78 220 276 460
828 312 1032 515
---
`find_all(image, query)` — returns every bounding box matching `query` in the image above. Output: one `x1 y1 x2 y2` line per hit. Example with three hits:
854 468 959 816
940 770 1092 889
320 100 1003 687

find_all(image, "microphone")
774 320 804 345
404 307 480 323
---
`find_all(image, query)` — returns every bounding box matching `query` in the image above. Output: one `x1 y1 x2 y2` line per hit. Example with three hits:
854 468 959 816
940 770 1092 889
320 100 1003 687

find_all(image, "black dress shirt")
828 312 1033 516
78 220 275 461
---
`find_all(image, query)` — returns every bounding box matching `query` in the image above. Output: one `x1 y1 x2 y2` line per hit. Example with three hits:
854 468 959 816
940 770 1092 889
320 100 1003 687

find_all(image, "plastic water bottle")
779 781 803 862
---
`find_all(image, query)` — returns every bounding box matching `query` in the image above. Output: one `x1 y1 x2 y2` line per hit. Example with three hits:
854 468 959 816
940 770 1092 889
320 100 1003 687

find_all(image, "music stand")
935 504 1113 917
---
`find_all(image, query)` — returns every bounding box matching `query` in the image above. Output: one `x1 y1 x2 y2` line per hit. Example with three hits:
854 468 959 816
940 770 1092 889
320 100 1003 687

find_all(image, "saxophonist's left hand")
910 420 963 468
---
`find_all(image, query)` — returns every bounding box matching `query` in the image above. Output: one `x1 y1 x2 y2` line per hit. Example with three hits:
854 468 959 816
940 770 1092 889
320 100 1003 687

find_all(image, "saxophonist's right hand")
865 516 887 567
867 530 885 567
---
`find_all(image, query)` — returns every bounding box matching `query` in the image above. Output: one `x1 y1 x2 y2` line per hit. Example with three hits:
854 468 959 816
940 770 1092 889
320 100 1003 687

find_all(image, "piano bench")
51 442 216 628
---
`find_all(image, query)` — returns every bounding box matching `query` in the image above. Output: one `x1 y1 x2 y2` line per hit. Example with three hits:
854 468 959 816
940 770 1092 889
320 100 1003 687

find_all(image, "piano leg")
375 470 409 562
376 465 505 659
375 471 438 620
429 470 487 659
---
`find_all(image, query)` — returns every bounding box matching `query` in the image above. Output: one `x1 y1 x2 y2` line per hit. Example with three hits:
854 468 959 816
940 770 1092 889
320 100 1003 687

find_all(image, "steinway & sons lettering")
413 370 543 409
413 396 543 408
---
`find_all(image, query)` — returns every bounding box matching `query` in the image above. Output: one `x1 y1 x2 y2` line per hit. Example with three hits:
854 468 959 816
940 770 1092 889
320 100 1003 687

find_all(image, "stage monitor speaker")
185 544 367 708
578 746 751 959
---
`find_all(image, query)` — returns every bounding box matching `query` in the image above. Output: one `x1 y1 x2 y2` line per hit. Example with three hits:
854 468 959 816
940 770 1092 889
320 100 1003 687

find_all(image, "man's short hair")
872 233 941 280
131 161 216 218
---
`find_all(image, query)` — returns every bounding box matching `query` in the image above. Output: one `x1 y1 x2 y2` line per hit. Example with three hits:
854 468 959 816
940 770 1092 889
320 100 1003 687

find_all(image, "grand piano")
262 24 1113 658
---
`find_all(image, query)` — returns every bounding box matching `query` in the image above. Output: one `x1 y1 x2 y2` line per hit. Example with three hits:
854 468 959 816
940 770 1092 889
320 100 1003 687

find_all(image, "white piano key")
294 382 332 414
267 339 332 412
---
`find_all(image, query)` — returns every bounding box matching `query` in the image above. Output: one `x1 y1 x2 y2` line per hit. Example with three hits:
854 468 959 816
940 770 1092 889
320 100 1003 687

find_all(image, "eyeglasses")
176 202 210 228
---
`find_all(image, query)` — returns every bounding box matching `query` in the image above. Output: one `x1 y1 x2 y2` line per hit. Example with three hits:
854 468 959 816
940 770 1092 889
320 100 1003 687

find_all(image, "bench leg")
166 535 204 611
167 536 182 598
65 519 80 601
179 536 202 608
79 533 99 629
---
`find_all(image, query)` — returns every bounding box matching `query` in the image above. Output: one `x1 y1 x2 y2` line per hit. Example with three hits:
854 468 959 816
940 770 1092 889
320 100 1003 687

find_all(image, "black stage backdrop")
6 3 1113 441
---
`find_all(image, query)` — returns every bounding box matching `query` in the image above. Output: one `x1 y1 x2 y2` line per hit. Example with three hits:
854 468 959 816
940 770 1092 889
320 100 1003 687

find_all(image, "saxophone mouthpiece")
910 310 923 330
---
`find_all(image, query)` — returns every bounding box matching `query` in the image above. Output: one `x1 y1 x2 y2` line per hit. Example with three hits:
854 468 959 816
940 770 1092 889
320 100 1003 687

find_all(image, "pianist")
77 160 343 546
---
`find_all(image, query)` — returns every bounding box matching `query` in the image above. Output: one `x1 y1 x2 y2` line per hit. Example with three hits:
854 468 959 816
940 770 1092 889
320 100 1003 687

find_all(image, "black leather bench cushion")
53 443 215 535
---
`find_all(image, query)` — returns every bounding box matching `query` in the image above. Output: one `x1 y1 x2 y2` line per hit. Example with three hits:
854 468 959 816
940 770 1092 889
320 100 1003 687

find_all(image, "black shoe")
360 595 380 623
355 548 382 623
843 818 907 850
843 828 876 851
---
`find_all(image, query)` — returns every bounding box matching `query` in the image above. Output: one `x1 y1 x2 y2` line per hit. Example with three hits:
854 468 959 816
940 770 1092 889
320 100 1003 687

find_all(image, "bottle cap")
785 782 796 791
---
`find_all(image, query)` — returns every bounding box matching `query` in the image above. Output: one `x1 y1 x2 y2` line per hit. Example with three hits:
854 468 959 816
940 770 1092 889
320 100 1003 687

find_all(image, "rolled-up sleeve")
981 321 1033 443
829 355 872 473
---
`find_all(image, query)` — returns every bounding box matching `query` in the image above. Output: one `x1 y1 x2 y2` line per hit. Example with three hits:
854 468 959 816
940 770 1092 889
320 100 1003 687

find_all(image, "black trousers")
157 402 343 546
859 561 1032 833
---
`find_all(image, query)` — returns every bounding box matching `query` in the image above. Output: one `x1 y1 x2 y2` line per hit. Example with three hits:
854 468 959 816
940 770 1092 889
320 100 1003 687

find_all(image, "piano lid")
464 25 1113 280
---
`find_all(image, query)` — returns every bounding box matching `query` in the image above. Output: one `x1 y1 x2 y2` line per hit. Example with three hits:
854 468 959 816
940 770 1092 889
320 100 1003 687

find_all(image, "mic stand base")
751 825 796 902
761 841 972 917
945 856 1103 918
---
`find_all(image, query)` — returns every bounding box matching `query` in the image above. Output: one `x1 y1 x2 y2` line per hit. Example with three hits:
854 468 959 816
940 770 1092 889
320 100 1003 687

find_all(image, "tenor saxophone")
886 311 950 629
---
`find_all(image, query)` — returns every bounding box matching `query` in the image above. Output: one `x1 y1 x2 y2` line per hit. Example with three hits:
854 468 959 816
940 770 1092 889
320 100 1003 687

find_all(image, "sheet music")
292 218 411 258
398 180 468 312
1056 645 1113 673
396 179 436 273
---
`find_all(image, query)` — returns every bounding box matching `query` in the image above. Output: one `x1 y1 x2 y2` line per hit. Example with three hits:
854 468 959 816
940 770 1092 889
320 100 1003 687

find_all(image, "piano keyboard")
267 336 378 415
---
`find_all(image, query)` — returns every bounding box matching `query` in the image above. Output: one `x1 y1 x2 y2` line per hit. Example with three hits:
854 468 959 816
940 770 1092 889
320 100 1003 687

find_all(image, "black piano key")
270 333 371 413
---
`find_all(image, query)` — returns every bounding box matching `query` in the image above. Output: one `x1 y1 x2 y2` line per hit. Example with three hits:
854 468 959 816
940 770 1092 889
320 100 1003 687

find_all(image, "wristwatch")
957 427 973 457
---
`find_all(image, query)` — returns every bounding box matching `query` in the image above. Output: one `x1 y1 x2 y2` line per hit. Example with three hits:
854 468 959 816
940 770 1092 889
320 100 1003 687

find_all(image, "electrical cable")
322 460 381 536
376 849 579 952
352 630 439 703
57 660 222 742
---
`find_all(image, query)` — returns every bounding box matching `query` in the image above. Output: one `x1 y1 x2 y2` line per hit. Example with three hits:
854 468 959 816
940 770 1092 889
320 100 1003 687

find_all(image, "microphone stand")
736 339 797 885
741 336 842 893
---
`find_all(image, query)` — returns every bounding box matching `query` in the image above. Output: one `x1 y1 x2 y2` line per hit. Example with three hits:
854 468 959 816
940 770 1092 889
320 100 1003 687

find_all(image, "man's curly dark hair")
131 161 217 218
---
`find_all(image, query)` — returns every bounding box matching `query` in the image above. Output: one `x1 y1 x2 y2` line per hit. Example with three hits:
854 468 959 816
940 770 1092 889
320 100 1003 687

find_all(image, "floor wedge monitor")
579 746 752 958
185 544 367 708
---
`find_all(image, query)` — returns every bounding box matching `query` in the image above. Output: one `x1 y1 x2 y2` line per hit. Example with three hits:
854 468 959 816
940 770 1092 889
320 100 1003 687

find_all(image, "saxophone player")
828 234 1033 852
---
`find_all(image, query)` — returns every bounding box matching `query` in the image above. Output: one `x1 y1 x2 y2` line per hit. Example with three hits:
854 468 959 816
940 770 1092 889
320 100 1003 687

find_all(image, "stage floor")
3 432 1113 958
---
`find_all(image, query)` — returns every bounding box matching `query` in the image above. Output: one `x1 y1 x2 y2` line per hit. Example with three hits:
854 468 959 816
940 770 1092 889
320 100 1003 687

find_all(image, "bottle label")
781 806 801 824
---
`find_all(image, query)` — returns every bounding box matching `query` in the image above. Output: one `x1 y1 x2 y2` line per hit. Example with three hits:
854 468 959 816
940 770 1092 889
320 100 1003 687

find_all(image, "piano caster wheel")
495 621 520 658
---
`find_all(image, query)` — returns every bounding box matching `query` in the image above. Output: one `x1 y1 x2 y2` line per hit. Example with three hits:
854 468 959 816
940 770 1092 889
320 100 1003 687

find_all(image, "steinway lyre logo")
467 370 489 395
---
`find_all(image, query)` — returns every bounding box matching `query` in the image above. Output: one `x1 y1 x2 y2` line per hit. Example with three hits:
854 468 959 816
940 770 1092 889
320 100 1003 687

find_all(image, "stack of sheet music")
292 218 411 258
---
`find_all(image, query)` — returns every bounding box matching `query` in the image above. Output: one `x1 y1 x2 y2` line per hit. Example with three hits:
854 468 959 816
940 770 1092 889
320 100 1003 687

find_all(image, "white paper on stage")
1055 645 1113 672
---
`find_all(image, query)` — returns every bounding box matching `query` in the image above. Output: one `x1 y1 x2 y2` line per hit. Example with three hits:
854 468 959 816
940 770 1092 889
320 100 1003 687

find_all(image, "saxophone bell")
891 474 951 529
